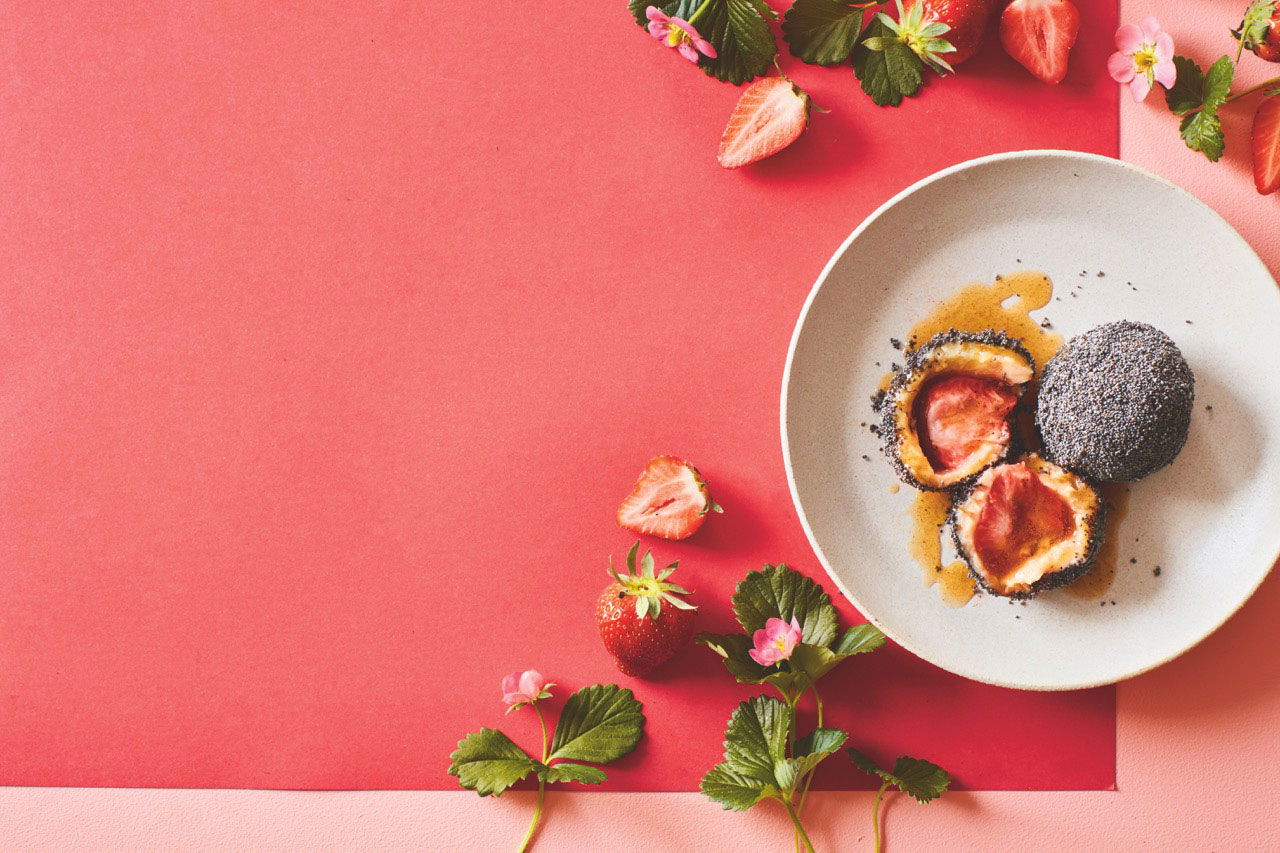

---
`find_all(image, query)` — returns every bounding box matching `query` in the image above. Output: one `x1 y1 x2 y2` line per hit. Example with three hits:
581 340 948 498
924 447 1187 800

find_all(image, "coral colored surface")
3 0 1280 849
0 2 1122 792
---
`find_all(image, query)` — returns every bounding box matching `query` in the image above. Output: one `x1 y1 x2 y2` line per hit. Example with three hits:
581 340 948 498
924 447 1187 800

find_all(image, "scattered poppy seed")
1154 566 1162 577
890 338 902 350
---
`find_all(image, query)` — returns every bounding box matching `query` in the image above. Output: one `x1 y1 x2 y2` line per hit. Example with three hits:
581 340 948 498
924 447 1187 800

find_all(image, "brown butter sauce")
890 271 1120 606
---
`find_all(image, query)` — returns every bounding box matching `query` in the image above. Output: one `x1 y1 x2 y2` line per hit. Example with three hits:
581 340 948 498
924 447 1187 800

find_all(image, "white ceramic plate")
782 150 1280 690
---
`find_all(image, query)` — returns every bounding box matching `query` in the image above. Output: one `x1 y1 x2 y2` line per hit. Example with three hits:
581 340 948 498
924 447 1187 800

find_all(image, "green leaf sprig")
1231 1 1278 62
1150 16 1280 168
448 682 644 852
630 0 958 106
850 751 952 853
631 0 779 85
698 564 947 851
1164 55 1235 162
697 564 886 705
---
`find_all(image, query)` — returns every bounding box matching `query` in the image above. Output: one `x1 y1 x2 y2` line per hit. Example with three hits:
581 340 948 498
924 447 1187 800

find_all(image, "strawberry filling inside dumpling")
950 454 1104 598
971 461 1075 581
880 331 1034 491
914 375 1019 474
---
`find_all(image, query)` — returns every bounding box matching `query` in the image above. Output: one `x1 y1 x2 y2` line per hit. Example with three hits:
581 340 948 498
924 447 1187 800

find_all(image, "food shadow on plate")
1039 364 1264 613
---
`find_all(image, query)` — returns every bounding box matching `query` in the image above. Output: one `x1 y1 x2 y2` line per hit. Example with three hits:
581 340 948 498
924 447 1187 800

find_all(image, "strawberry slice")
617 456 721 540
717 77 812 169
999 0 1081 85
1253 94 1280 195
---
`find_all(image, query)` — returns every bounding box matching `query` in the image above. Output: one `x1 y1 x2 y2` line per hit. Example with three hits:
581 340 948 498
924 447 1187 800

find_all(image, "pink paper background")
0 1 1120 792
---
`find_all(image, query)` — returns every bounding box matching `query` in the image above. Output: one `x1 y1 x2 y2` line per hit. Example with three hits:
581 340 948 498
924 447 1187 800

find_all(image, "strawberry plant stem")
871 780 889 853
1184 74 1280 116
517 703 551 853
796 686 824 814
517 782 545 853
1227 75 1280 103
784 798 817 853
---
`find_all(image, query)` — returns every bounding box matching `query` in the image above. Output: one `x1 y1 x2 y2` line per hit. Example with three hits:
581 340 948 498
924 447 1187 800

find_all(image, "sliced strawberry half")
1253 93 1280 195
617 455 721 540
717 77 812 169
917 375 1019 473
1000 0 1081 85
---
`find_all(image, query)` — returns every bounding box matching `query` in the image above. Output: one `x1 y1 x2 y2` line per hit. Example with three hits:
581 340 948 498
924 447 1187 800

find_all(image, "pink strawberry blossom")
749 617 803 667
646 6 717 64
501 669 551 708
1107 17 1176 103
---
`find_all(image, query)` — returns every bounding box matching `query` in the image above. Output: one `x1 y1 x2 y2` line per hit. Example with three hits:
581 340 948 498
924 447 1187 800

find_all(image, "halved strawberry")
717 77 812 169
617 455 721 540
999 0 1080 85
1253 93 1280 195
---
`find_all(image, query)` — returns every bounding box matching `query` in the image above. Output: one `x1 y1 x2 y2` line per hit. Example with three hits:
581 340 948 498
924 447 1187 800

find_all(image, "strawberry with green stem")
863 0 960 74
596 543 697 677
1234 1 1280 63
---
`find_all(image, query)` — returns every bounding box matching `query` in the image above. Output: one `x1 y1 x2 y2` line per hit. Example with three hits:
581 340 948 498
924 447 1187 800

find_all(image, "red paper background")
0 2 1116 789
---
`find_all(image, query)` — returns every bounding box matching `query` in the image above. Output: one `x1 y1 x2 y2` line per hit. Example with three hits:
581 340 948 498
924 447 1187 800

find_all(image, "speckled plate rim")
779 149 1280 691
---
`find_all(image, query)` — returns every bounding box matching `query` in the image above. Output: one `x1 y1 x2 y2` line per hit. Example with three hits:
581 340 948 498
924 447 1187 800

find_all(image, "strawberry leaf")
792 727 848 778
849 750 952 803
1163 56 1207 115
697 632 771 680
698 632 816 697
1165 55 1234 162
722 696 790 783
628 0 776 85
788 636 881 683
447 728 536 797
732 564 840 647
538 762 607 785
1232 1 1277 56
832 622 888 655
695 0 779 85
783 0 867 66
701 761 779 810
629 0 656 26
549 684 645 765
853 15 924 107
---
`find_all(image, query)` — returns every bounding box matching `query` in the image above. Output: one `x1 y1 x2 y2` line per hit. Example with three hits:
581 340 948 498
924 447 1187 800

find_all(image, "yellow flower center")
665 25 690 48
1133 45 1158 76
772 636 789 651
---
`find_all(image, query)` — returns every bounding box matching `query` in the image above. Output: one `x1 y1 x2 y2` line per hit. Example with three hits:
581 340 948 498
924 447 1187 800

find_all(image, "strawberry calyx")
608 542 698 621
867 0 958 74
690 467 724 516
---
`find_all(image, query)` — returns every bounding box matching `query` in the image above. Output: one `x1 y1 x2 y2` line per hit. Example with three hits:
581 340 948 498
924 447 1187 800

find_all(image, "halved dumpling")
951 454 1105 598
880 330 1034 491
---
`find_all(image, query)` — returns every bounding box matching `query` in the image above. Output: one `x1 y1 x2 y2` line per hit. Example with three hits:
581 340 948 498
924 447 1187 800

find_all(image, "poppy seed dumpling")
1036 321 1194 482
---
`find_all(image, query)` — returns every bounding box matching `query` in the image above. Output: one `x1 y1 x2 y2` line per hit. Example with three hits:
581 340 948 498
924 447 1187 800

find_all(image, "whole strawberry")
1234 2 1280 63
904 0 1000 66
596 543 697 677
